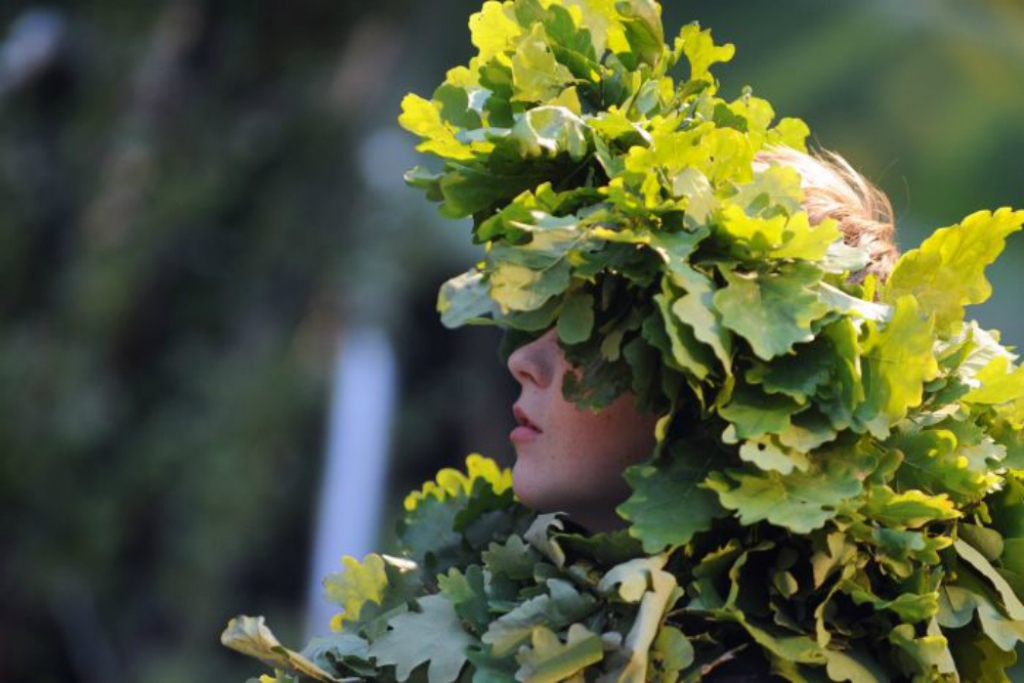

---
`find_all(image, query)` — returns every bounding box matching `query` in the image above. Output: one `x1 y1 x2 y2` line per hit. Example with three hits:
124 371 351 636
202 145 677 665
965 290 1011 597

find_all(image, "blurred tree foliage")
0 1 1019 682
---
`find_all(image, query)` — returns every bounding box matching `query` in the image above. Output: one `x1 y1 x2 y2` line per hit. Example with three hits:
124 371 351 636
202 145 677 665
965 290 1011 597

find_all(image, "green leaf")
704 127 757 186
514 0 597 70
648 627 694 681
706 447 871 534
766 117 811 150
771 214 842 262
554 529 645 568
510 106 589 161
887 623 955 679
439 270 496 328
976 597 1024 653
654 278 715 381
864 527 950 570
483 535 543 581
667 264 732 375
712 608 827 666
937 585 979 629
732 164 805 218
558 0 618 57
715 205 840 262
955 540 1024 620
811 532 858 589
221 616 345 683
302 633 373 677
398 492 464 576
938 583 1024 653
884 208 1024 337
746 339 832 403
490 212 590 269
560 347 635 412
777 411 838 452
487 211 602 313
855 296 938 434
438 160 551 218
404 455 512 510
513 624 604 683
671 168 719 226
841 577 939 623
816 283 893 323
490 261 572 313
891 429 998 503
715 262 830 361
948 624 1018 683
862 487 960 529
439 566 492 633
960 523 1005 562
557 291 595 344
435 83 484 129
822 647 889 683
816 319 866 432
616 0 665 67
467 644 520 683
370 594 473 683
399 456 514 577
719 383 801 440
482 579 597 657
714 204 788 255
511 24 576 103
618 444 728 553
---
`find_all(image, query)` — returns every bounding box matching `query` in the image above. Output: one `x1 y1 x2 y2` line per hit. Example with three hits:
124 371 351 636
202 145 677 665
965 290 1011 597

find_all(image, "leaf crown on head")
400 0 1023 485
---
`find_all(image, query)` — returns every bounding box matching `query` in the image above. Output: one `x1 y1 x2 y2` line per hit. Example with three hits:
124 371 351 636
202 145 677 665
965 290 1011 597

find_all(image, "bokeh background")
1 1 1021 681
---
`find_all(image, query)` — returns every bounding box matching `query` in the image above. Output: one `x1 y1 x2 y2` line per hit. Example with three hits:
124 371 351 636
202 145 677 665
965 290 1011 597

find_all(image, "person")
506 146 900 533
225 2 1024 679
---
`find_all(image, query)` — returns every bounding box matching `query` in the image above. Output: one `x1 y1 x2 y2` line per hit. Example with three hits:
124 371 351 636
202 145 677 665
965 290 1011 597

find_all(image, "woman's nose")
507 330 557 388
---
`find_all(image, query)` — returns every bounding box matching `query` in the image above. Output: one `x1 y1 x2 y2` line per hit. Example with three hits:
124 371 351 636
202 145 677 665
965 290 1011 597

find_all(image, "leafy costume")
223 1 1024 680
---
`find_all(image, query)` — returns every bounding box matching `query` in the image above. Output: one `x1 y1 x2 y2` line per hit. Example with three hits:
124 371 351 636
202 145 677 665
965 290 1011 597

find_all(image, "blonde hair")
755 146 898 283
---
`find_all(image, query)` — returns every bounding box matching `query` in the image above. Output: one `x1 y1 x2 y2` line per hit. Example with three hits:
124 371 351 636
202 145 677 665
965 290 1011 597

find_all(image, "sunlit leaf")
885 208 1024 338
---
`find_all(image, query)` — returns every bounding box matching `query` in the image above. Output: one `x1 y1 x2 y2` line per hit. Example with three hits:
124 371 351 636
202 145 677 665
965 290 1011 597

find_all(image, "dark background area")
0 1 1020 681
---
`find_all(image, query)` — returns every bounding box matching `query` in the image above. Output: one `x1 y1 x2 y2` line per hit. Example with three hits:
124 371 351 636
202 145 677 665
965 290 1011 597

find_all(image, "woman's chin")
511 463 558 513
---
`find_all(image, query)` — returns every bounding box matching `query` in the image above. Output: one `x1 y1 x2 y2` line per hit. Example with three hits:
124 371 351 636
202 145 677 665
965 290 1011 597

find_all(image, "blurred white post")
304 326 397 639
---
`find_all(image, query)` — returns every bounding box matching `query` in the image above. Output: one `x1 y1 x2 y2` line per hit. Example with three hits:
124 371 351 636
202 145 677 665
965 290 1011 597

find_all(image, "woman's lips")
511 404 542 444
510 425 541 444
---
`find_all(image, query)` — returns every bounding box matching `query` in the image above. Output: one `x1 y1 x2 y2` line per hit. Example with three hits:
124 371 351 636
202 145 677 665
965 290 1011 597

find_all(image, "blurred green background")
0 1 1020 681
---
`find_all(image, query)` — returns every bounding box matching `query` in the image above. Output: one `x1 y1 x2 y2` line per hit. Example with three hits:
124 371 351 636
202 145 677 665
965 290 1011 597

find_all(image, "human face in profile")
506 329 660 532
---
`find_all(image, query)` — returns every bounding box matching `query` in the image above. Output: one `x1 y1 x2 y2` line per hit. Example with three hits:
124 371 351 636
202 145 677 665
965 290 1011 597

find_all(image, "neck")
570 506 629 535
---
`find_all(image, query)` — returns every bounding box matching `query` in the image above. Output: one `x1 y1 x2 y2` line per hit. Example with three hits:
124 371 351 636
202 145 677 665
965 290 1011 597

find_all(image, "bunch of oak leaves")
223 1 1024 681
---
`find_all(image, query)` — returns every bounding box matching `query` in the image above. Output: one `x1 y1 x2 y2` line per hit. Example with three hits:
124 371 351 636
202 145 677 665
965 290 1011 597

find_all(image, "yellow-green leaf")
884 208 1024 338
715 263 830 361
856 296 938 433
862 487 961 529
512 24 575 103
676 23 734 82
470 1 523 62
514 624 604 683
324 555 388 631
403 454 512 512
399 94 477 161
